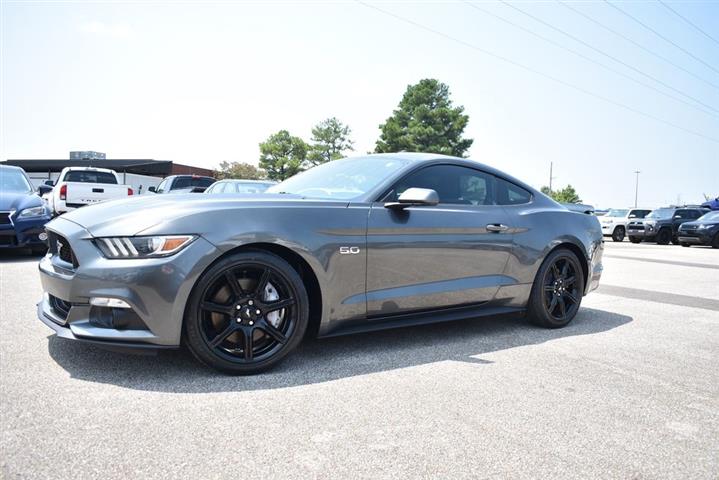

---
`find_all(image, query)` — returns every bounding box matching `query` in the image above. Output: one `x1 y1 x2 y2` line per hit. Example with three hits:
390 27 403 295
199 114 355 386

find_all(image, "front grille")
49 294 72 320
46 231 79 268
628 225 645 231
0 212 11 225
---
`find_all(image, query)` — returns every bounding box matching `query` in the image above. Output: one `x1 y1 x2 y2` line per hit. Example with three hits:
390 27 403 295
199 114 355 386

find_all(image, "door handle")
486 224 509 233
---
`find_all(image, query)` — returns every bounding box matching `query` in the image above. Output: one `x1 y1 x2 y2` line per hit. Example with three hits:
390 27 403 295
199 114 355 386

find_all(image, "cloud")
80 20 135 39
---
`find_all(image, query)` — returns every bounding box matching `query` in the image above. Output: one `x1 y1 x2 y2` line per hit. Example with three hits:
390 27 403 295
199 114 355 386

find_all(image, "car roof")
0 164 24 172
216 179 276 184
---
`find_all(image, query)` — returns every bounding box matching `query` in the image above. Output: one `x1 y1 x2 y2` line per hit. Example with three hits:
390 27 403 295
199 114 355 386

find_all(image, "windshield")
646 208 673 220
605 209 629 217
698 211 719 222
267 156 411 200
0 168 33 193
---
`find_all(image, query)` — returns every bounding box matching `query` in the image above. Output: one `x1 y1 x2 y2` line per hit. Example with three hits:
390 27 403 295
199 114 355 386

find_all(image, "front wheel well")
219 243 323 338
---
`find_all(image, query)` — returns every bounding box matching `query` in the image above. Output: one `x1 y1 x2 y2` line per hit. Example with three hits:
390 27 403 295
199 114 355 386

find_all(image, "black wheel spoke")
543 285 555 292
560 261 569 279
255 269 271 296
551 264 561 281
558 297 567 319
243 329 254 360
564 276 576 286
201 301 234 316
548 295 558 313
259 320 287 344
564 291 578 305
210 323 237 348
224 271 243 299
264 298 295 313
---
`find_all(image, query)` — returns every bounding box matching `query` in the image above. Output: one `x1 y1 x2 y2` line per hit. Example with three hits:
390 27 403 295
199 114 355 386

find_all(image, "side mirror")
37 185 53 195
44 180 55 187
628 214 636 218
148 186 156 193
385 188 439 210
674 215 681 219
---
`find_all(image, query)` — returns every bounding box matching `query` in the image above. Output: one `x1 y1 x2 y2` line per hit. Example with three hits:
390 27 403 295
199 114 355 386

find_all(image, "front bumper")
677 232 713 245
37 217 220 348
0 215 51 248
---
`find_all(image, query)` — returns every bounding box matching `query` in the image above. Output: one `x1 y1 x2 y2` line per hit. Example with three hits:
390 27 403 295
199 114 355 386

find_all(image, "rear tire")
184 250 309 375
656 228 672 245
629 236 642 244
680 242 691 248
612 226 625 242
527 248 585 329
712 234 719 249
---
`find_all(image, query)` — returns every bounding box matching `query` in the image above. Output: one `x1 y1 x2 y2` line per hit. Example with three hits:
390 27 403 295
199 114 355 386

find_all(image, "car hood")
54 193 343 237
0 191 43 212
681 220 718 228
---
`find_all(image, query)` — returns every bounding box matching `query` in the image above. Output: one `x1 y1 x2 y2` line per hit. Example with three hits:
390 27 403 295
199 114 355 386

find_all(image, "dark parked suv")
627 206 709 245
677 211 719 248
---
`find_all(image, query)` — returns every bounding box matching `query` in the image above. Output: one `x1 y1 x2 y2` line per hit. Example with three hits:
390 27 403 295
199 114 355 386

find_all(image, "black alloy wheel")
612 226 625 242
656 228 672 245
528 248 585 328
185 251 308 374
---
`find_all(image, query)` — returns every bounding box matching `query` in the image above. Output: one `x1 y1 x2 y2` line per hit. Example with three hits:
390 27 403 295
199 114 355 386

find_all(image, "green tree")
541 185 582 203
259 130 309 181
214 161 266 180
375 79 473 157
307 117 354 166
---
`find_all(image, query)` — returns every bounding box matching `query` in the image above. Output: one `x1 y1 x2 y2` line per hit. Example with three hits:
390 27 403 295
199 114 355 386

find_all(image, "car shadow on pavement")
0 250 44 263
46 307 632 393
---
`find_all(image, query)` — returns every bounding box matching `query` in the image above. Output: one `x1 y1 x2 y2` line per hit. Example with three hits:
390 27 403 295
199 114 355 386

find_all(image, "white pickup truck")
46 167 133 216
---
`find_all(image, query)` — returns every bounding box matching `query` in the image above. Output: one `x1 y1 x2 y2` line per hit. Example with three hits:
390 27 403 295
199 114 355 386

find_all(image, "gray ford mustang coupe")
37 153 603 374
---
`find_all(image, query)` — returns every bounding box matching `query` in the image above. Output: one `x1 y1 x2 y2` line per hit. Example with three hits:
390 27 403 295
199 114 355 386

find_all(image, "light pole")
634 170 640 207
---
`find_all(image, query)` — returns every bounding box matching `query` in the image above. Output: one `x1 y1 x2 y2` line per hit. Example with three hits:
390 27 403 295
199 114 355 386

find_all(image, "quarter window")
388 165 495 205
495 178 532 205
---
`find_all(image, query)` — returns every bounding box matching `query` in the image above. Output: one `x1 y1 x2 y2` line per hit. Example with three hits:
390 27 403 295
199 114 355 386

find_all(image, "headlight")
17 206 47 218
95 235 196 258
696 224 708 230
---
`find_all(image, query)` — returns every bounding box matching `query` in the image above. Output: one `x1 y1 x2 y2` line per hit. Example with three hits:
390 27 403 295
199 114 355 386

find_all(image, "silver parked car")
37 153 603 374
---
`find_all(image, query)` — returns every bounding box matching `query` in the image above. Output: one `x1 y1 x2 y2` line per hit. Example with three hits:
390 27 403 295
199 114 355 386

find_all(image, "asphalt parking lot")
1 241 718 479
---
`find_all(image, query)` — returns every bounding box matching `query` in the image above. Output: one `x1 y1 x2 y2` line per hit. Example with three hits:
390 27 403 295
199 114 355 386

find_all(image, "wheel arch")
183 242 324 341
544 242 590 294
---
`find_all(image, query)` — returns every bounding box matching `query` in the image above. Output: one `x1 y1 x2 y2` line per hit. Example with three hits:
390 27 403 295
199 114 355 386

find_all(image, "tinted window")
172 177 215 190
647 208 673 219
155 179 168 193
235 182 273 193
496 178 532 205
629 209 651 219
64 170 117 184
675 209 692 219
390 165 495 205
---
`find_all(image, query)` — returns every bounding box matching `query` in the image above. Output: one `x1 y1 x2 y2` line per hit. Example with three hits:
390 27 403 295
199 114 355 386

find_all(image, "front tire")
184 250 309 375
712 234 719 249
527 248 585 329
629 236 642 244
656 228 672 245
612 226 625 242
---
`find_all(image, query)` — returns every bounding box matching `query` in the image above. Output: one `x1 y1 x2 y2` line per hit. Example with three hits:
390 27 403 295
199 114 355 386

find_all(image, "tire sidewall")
656 229 671 245
184 250 309 374
612 226 625 242
528 248 585 329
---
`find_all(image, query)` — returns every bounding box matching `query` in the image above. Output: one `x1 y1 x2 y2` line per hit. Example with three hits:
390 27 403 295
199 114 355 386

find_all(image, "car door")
365 164 513 317
672 209 695 234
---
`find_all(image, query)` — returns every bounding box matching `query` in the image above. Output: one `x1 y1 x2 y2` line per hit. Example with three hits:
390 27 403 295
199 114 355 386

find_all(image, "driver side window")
388 165 495 205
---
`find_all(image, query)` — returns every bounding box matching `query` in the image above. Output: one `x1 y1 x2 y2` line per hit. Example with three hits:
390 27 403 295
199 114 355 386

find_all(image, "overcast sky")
2 0 718 208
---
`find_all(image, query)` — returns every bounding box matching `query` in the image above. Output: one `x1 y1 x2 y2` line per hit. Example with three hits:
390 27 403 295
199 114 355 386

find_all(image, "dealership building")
2 156 214 195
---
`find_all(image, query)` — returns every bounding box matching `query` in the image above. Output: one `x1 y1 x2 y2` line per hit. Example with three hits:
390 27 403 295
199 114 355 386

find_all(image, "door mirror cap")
148 186 156 193
385 188 439 210
44 180 55 186
674 215 681 219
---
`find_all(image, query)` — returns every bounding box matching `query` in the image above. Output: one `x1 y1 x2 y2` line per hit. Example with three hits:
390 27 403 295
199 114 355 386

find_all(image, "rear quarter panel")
501 203 603 305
